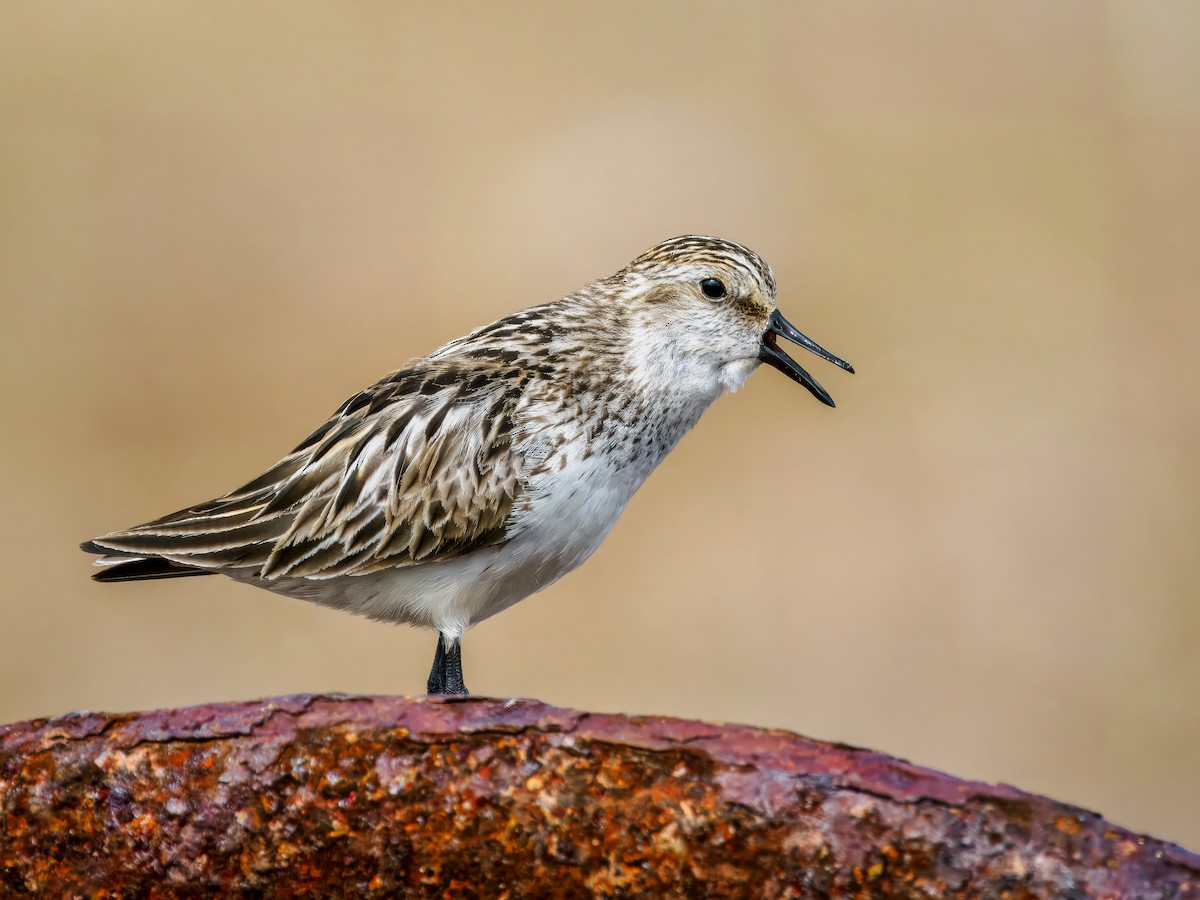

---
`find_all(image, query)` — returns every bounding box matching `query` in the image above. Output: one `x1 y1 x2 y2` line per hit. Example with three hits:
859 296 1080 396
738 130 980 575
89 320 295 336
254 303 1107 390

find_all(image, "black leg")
440 638 468 695
426 634 447 694
426 633 469 696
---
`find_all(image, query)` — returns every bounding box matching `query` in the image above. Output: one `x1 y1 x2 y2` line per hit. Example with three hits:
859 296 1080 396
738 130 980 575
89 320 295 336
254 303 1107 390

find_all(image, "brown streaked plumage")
83 235 854 695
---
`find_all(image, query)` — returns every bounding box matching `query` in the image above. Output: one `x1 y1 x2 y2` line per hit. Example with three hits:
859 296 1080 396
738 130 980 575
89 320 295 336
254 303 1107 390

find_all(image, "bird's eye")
699 278 726 299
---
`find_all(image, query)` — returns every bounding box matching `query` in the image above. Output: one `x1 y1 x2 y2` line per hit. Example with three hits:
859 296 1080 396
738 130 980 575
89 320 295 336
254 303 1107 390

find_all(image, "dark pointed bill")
759 308 855 408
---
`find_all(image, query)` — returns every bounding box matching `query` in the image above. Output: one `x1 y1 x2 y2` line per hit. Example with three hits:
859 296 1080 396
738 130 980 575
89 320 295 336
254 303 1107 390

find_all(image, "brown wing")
85 362 526 581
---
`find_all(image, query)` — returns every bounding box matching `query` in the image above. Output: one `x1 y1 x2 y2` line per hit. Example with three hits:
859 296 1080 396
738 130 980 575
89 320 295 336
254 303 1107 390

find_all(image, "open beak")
759 308 855 407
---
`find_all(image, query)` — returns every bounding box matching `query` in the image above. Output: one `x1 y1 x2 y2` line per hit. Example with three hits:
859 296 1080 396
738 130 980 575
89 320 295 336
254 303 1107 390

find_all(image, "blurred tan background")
2 2 1198 849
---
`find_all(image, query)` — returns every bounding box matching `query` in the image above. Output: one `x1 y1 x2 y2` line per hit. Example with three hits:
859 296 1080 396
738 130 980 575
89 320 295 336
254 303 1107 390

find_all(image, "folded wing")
83 363 526 581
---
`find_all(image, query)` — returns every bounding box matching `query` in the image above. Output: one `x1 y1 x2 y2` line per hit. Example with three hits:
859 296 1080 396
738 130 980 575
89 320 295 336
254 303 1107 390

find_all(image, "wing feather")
84 362 526 581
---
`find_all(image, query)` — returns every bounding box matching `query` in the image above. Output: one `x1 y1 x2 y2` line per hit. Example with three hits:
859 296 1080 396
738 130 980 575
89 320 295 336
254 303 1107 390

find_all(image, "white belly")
257 455 638 640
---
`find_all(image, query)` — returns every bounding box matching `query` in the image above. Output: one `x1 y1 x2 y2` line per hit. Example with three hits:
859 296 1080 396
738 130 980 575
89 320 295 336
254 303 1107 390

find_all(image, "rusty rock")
0 694 1196 897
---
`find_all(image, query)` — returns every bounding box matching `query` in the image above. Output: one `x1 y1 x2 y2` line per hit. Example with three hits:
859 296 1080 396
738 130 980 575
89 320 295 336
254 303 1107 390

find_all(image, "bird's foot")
426 633 469 696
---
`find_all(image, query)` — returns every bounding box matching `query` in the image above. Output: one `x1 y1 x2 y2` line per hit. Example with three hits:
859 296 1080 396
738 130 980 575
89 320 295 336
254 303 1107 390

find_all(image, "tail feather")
80 540 214 583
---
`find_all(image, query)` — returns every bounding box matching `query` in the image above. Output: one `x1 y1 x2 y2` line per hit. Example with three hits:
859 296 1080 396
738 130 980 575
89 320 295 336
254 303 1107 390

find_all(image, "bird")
82 235 854 696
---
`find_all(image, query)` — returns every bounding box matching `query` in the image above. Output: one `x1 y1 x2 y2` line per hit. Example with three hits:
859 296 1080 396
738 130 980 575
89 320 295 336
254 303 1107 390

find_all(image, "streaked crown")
627 235 777 298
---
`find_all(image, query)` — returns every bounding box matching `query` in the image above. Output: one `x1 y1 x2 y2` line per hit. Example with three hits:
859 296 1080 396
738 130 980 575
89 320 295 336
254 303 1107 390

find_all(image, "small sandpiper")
83 235 854 695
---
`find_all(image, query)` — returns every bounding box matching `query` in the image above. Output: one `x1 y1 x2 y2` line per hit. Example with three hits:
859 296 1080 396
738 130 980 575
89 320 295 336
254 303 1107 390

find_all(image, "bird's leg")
426 634 447 694
426 632 469 696
440 637 468 695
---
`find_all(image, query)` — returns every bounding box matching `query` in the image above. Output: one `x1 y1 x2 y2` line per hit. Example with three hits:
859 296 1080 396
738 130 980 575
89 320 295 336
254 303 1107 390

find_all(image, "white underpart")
265 446 646 641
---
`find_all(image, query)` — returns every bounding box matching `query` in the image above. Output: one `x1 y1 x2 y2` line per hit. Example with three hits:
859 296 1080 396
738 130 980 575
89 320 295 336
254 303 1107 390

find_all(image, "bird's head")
617 235 854 405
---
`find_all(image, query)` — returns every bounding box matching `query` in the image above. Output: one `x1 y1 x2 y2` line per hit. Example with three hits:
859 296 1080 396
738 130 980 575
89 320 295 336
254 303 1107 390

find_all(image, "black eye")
699 278 726 299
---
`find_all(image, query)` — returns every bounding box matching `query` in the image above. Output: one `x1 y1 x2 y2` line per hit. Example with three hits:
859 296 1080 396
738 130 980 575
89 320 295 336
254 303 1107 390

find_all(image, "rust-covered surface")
1 695 1196 897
